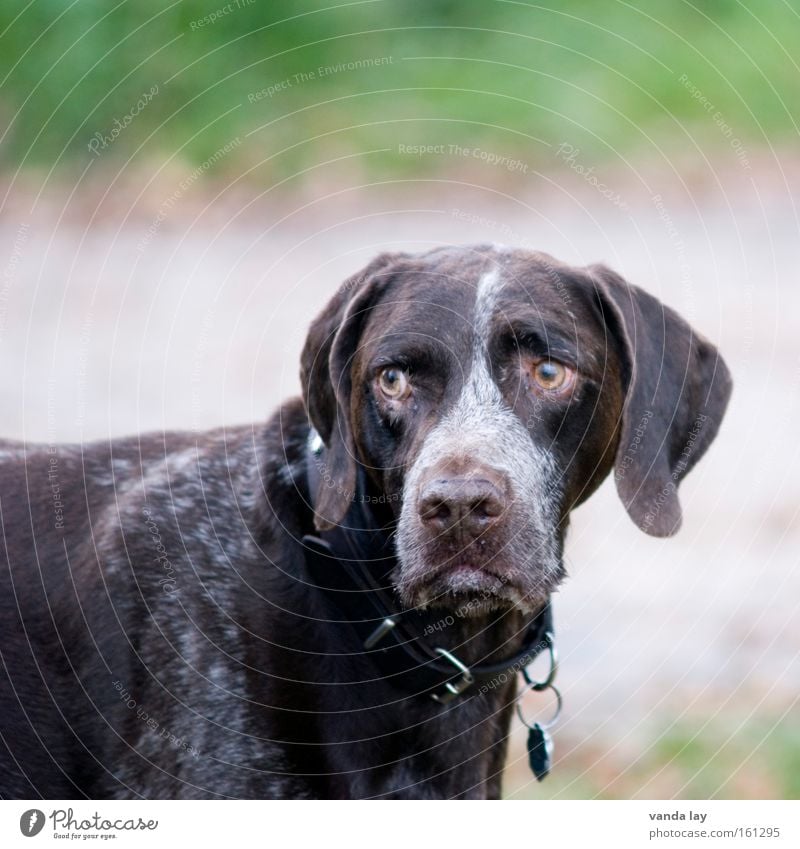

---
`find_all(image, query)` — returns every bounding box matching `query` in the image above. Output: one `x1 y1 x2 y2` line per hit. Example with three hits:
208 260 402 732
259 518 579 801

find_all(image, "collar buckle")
430 648 475 703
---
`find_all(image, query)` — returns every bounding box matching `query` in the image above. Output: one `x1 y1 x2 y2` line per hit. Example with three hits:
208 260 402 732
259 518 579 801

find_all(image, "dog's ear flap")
589 264 732 537
300 254 400 530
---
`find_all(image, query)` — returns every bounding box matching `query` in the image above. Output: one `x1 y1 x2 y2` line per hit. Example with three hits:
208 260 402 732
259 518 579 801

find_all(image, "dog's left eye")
377 366 411 401
529 359 575 393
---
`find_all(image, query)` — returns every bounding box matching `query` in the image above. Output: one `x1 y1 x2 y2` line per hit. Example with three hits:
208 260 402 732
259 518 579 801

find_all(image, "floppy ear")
299 254 400 530
589 264 733 537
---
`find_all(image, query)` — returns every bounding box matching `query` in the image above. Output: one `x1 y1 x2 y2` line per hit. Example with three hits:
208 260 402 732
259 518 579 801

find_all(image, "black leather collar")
302 438 556 704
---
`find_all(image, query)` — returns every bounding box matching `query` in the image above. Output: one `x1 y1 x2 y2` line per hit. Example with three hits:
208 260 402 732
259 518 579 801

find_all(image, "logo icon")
19 809 45 837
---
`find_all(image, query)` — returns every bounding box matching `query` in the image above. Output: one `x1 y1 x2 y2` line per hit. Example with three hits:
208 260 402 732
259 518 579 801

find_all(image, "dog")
0 245 731 799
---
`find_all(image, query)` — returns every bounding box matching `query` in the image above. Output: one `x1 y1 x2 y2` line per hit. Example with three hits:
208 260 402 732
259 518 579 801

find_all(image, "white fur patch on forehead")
464 268 506 408
473 268 504 343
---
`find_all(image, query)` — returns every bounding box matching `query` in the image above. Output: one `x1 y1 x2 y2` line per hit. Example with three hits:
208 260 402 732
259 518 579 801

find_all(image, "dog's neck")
242 418 554 796
302 447 550 689
418 603 531 668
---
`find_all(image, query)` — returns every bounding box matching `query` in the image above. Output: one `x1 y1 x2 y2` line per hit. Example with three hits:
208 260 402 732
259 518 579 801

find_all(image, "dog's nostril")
470 494 503 519
419 498 452 524
418 475 507 536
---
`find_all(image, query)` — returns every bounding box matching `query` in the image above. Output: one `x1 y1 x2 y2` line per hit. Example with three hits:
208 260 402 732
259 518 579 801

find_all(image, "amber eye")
530 360 573 393
377 366 411 400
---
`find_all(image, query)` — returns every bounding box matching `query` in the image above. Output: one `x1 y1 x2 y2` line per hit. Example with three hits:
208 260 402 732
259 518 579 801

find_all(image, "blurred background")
0 0 798 799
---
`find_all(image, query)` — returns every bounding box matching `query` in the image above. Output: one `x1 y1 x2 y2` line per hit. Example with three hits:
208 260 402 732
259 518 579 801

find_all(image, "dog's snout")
418 472 507 538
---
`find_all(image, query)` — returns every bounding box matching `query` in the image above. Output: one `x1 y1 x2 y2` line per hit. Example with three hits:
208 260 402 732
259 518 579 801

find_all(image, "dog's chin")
397 563 540 616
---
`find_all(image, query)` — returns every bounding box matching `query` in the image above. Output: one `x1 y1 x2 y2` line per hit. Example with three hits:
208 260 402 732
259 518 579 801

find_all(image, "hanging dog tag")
517 681 561 782
517 632 561 783
526 722 553 781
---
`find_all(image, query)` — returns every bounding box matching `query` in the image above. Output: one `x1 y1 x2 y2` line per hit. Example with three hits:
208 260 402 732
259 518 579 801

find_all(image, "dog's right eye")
377 366 411 401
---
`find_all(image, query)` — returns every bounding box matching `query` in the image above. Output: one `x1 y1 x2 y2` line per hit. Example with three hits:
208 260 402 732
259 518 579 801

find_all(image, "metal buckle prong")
364 617 397 649
430 647 475 703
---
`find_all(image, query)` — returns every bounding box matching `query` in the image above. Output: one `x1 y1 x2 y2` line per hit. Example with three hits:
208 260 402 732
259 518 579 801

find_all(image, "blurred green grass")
506 714 800 799
0 0 798 180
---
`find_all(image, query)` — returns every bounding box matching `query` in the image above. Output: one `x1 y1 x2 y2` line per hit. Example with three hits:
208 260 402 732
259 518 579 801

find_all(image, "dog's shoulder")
0 399 314 638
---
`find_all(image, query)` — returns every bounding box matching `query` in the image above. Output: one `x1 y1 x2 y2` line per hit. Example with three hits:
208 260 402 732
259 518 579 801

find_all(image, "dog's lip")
448 561 486 572
440 563 499 581
442 560 502 578
435 560 509 590
400 558 538 610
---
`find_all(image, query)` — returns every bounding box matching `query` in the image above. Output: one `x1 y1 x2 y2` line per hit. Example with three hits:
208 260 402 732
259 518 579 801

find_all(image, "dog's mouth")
438 560 508 592
394 501 565 615
395 553 536 614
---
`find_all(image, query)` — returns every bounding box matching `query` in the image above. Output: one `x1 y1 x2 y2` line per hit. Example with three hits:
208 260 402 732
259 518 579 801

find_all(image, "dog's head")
300 245 731 613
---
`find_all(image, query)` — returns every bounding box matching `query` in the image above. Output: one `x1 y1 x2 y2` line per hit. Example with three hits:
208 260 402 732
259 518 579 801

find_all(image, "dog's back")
0 424 309 798
0 438 131 796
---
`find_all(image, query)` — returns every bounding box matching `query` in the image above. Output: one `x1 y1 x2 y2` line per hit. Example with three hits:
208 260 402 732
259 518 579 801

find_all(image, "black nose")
417 475 507 539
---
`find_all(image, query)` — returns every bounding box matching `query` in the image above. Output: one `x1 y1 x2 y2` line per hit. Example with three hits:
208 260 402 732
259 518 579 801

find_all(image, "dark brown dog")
0 245 731 798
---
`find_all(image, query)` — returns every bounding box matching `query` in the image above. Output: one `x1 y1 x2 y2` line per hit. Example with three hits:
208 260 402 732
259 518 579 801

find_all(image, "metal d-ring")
522 630 558 691
516 682 562 731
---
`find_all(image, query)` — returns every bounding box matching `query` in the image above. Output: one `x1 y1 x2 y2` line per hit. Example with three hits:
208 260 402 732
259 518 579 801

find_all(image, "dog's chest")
309 690 515 799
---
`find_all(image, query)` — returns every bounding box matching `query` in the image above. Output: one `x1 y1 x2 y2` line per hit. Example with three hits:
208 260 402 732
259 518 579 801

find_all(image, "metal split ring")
515 682 562 730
